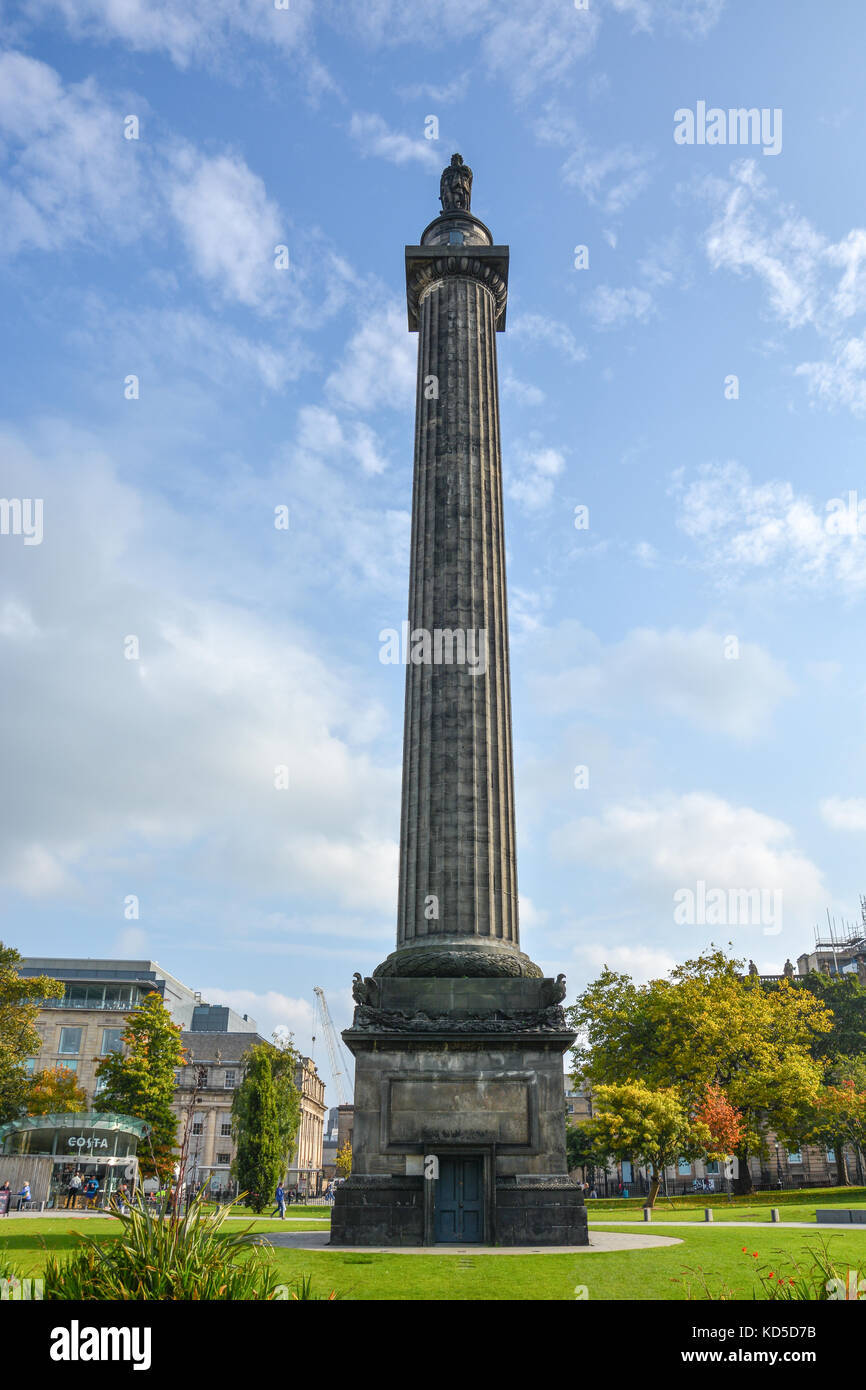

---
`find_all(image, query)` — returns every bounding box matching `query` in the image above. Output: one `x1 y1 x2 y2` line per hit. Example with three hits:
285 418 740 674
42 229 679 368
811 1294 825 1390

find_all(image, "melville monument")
331 156 588 1246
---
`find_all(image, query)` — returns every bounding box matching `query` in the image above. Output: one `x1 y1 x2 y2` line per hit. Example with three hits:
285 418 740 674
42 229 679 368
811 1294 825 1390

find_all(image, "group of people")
62 1171 102 1209
0 1179 32 1212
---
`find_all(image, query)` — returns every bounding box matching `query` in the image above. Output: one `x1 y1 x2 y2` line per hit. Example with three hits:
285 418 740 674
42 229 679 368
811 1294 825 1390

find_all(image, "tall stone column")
333 157 586 1250
376 153 539 980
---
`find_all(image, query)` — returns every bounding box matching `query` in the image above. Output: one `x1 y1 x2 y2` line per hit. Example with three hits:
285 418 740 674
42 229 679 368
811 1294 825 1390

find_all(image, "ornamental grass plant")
42 1190 317 1301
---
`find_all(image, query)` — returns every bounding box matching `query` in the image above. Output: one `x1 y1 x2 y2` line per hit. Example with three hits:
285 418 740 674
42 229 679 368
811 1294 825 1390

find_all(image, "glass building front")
0 1112 149 1208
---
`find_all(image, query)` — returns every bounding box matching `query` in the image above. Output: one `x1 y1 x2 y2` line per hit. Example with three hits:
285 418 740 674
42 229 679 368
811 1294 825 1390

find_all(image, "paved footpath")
261 1230 681 1254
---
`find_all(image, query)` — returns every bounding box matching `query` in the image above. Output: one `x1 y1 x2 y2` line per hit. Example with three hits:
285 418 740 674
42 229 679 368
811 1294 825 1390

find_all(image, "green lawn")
3 1211 865 1300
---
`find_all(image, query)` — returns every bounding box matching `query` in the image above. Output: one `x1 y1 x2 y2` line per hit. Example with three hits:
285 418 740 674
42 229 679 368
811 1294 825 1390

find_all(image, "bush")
43 1192 291 1301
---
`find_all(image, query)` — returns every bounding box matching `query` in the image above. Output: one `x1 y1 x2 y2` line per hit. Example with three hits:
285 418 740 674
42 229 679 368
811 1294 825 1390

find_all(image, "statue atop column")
440 153 473 211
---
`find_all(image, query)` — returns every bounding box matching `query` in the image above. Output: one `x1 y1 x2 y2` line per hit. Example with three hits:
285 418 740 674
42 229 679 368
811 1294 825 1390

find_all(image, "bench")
816 1209 866 1224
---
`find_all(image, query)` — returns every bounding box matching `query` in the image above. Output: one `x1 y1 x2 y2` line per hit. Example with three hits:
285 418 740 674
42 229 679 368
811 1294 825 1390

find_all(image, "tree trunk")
734 1146 753 1195
645 1164 661 1208
836 1138 851 1185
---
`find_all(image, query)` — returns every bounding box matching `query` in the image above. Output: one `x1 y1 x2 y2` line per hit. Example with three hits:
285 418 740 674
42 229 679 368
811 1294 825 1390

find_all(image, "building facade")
18 957 325 1194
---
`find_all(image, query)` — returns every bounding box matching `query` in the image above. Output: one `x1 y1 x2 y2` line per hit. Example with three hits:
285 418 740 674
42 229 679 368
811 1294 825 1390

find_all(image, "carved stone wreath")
350 1004 569 1034
373 947 543 979
407 256 508 327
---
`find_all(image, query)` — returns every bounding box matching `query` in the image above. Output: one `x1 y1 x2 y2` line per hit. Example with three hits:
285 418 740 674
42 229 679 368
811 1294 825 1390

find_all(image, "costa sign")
66 1135 109 1150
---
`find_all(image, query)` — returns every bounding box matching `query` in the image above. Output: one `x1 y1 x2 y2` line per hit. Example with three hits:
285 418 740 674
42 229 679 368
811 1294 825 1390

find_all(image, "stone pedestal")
331 978 587 1246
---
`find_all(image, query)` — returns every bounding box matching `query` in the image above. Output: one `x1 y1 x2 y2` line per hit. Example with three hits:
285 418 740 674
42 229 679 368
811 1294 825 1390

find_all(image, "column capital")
405 245 509 332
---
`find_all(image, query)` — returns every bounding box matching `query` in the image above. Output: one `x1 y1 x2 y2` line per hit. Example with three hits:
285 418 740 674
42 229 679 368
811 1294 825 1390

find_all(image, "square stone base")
332 975 588 1247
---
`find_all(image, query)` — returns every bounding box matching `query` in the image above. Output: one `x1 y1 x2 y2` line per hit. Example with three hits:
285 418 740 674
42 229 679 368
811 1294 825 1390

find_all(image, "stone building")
19 957 325 1193
285 1056 327 1196
17 957 231 1100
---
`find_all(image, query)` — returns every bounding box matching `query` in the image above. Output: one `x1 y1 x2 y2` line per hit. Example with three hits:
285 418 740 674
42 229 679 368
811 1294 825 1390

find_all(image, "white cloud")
534 104 653 214
528 622 792 740
0 50 147 255
607 0 725 37
168 149 285 311
502 371 545 406
199 987 314 1042
572 942 677 984
28 0 331 92
819 797 866 832
586 285 654 328
348 113 440 168
552 792 826 931
700 161 866 414
507 443 566 512
326 303 416 412
509 313 586 364
0 428 401 910
673 461 866 595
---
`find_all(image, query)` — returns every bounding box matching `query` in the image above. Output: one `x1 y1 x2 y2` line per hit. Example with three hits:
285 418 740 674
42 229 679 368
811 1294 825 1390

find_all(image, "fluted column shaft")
396 270 519 950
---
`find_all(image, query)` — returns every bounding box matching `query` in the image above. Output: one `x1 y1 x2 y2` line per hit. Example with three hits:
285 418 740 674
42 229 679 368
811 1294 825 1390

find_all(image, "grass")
257 1228 866 1301
3 1207 865 1300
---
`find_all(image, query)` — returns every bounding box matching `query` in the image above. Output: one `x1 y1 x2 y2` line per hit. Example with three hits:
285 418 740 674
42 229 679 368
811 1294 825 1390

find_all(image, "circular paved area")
260 1229 682 1254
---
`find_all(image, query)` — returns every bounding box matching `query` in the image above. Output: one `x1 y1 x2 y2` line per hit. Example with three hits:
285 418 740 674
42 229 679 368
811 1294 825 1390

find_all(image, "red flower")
768 1272 774 1279
753 1252 759 1258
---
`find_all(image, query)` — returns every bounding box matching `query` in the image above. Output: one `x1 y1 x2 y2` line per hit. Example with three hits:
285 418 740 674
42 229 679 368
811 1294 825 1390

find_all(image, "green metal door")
434 1157 483 1242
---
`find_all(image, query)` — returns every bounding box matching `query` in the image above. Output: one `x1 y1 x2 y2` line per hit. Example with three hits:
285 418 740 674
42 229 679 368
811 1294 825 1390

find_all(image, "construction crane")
313 986 353 1106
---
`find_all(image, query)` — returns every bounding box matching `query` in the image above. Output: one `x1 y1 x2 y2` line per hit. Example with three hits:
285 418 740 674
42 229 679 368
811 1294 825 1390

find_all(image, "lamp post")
774 1141 783 1189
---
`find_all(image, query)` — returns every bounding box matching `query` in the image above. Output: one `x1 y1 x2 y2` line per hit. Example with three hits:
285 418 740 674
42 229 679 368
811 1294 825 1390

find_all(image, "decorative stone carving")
406 254 508 329
540 974 567 1006
373 947 543 979
350 1004 570 1034
440 152 472 211
351 973 380 1006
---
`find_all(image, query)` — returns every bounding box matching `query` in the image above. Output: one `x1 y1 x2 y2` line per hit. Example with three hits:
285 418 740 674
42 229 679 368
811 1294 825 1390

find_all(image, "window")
23 1058 37 1076
94 1075 108 1095
192 1121 203 1136
705 1161 720 1176
621 1161 633 1182
448 229 464 245
101 1028 124 1055
827 1148 836 1163
57 1059 78 1073
59 1027 82 1055
678 1158 692 1176
787 1150 803 1164
216 1153 231 1166
220 1121 232 1137
224 1070 236 1090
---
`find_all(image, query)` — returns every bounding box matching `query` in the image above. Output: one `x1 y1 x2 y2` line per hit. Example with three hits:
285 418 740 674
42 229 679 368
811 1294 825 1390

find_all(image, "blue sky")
3 0 866 1101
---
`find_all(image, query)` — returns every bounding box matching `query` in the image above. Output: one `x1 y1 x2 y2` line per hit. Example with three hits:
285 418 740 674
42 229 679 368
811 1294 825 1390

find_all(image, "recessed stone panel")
389 1077 530 1144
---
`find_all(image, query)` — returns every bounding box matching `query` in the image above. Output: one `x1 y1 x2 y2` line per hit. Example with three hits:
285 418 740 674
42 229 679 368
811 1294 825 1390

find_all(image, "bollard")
704 1207 714 1222
771 1208 780 1223
643 1207 652 1222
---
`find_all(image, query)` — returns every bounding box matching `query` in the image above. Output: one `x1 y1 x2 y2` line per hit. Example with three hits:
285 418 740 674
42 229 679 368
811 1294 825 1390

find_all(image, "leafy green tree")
0 943 63 1123
569 949 831 1193
565 1121 598 1177
582 1081 719 1208
268 1034 302 1173
232 1046 286 1213
28 1067 88 1115
797 972 866 1059
335 1140 352 1178
94 991 185 1180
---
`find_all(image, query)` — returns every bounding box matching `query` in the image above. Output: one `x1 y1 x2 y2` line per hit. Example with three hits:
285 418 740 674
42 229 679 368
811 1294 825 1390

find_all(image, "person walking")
272 1182 286 1220
65 1171 82 1210
84 1175 99 1210
116 1181 130 1215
